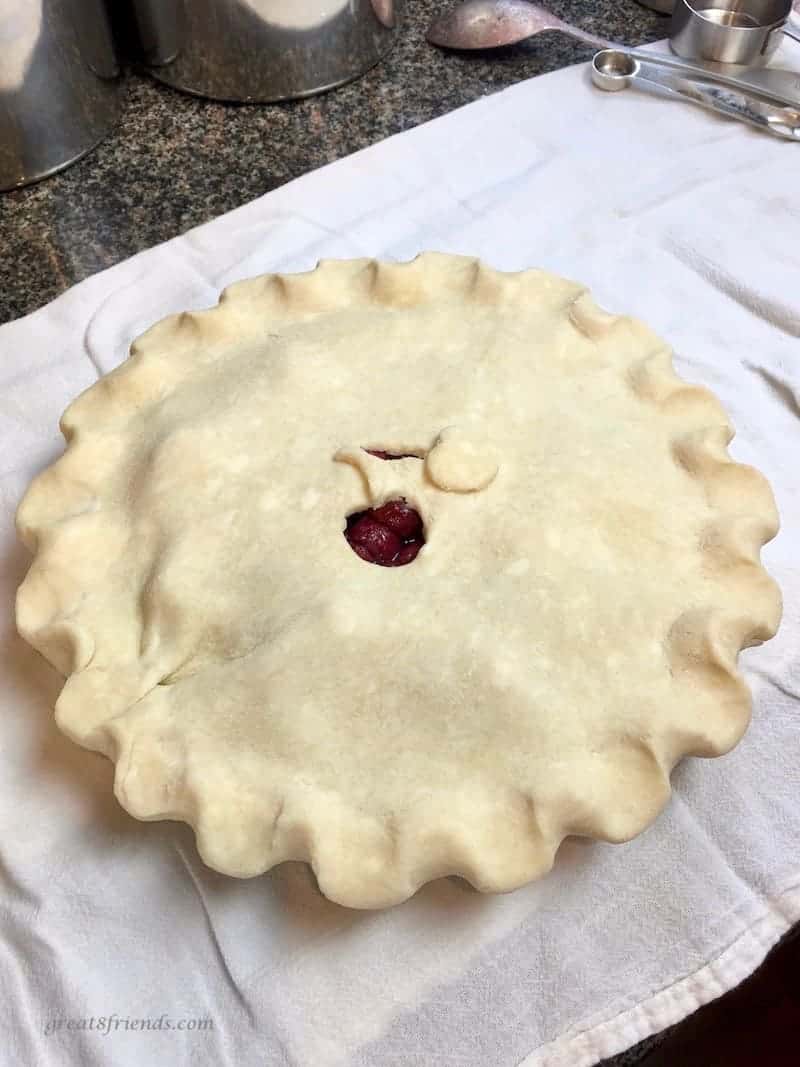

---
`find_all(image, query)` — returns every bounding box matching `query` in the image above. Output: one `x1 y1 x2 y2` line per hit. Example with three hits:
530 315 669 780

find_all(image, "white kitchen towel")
2 43 800 1067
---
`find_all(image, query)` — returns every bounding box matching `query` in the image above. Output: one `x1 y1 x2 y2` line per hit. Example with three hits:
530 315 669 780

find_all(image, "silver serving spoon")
426 0 612 51
427 0 800 105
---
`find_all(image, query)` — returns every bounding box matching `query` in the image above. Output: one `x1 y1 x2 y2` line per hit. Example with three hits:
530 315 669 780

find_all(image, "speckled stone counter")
0 0 664 323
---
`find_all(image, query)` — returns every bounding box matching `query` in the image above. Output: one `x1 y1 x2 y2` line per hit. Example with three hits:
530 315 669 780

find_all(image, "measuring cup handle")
785 13 800 45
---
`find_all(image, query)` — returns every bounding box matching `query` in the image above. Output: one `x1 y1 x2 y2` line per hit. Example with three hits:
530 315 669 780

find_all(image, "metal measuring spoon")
427 0 800 105
592 48 800 137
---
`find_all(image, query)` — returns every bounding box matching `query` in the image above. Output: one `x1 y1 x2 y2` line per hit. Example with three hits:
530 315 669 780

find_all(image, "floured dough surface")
16 255 781 908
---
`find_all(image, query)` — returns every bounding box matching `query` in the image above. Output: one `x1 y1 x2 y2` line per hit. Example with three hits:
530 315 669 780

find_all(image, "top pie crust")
16 254 782 908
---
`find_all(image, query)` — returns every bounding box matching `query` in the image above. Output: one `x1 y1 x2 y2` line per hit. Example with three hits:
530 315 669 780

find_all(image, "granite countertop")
0 0 664 324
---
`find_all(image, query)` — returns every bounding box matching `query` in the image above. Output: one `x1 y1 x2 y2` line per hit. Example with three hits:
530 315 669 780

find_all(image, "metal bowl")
0 0 121 192
129 0 401 103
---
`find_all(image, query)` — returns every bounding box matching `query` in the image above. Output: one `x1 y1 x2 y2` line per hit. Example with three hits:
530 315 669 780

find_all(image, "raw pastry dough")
16 254 782 908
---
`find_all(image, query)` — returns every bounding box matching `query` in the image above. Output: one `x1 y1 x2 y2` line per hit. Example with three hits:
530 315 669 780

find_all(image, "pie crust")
16 254 782 908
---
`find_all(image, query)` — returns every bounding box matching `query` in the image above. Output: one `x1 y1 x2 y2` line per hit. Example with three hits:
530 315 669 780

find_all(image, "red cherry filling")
347 514 402 563
393 540 422 566
371 500 423 539
345 499 425 567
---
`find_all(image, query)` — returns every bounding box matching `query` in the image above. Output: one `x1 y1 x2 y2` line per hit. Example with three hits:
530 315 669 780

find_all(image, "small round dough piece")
425 425 499 493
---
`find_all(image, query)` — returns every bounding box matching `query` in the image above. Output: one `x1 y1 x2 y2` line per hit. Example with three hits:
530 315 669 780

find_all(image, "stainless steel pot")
129 0 401 103
0 0 121 192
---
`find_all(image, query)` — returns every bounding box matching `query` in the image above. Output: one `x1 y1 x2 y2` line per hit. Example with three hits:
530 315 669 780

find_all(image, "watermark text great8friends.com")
44 1014 214 1037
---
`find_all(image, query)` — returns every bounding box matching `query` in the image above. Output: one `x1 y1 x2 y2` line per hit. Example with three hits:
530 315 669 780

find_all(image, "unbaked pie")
16 254 782 908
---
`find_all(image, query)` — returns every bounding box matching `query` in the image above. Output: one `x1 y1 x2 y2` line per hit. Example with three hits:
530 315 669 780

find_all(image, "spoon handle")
555 24 613 51
670 79 800 139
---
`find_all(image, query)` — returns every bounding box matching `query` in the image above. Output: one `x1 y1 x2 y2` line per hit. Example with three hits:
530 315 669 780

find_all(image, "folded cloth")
1 43 799 1067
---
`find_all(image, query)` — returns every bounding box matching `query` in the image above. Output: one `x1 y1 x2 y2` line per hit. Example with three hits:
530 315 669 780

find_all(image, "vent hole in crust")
344 499 425 567
344 448 424 566
364 448 423 461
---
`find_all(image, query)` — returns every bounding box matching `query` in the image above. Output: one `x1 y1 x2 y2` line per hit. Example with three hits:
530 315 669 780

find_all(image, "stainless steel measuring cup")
671 0 800 67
